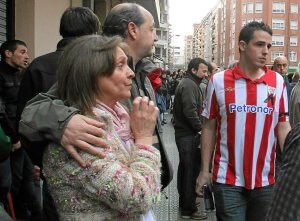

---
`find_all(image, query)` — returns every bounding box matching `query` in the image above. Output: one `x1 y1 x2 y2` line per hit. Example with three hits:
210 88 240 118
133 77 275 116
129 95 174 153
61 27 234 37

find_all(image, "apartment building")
184 35 193 68
192 0 300 70
155 0 169 68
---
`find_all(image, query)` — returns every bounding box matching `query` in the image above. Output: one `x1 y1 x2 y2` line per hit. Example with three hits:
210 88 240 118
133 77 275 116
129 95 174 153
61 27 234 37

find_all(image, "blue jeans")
213 183 273 221
175 134 201 215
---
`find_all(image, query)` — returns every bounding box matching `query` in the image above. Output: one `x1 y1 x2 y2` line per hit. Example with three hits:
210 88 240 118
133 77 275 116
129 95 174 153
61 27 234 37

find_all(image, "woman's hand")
130 96 158 146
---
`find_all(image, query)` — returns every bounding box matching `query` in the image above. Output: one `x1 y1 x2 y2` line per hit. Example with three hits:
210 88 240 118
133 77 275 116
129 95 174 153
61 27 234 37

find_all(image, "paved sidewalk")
153 113 216 221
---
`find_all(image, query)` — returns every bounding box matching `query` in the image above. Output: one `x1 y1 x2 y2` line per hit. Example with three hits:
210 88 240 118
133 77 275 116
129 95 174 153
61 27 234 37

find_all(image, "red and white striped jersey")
202 65 289 189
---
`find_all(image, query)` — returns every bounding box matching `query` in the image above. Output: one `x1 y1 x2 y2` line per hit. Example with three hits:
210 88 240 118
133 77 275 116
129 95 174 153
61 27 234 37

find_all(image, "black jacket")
173 73 204 138
0 61 22 132
17 38 75 118
17 38 75 167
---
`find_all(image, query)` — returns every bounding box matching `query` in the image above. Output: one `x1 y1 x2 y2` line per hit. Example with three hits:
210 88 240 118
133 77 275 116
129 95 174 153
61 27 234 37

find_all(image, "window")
271 51 284 61
272 2 285 13
255 18 263 22
162 31 167 40
272 19 285 30
289 52 297 62
291 4 298 14
272 35 284 46
242 3 246 13
255 2 263 13
290 36 298 46
162 48 167 57
291 20 298 30
242 20 246 27
247 3 254 13
155 47 161 55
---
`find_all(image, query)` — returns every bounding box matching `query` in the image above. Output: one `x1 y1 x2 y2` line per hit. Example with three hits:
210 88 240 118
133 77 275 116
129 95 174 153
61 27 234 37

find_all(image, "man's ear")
127 22 138 40
239 40 247 52
4 49 12 58
191 68 196 74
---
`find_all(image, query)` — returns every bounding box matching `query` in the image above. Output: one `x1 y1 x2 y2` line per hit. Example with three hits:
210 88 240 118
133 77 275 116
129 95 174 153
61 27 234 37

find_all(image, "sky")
169 0 219 36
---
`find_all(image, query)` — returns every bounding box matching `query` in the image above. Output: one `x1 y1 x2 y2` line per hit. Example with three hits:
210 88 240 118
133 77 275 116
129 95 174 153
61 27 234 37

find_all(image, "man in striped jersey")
195 21 291 221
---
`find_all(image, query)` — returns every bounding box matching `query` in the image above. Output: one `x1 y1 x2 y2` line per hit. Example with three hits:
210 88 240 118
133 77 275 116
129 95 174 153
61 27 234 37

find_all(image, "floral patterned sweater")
43 109 161 221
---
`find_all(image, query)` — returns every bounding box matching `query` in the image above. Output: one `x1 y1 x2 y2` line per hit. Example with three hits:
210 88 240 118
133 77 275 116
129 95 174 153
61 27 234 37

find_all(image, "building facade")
0 0 165 63
191 0 300 71
155 0 169 68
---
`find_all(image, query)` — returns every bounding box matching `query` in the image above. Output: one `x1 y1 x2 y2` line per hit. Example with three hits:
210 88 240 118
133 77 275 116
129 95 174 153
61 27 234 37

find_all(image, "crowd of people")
0 3 300 221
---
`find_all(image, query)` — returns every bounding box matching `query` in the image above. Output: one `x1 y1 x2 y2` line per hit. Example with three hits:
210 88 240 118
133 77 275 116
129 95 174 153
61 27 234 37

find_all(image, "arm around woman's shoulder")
19 83 80 142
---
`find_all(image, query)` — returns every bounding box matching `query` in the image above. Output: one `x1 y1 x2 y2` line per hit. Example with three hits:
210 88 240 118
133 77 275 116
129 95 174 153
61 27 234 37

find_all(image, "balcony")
133 0 160 26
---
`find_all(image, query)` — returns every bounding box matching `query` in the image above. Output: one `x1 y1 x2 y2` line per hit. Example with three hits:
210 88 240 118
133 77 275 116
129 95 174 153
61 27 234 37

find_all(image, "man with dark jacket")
173 57 208 220
19 3 173 192
0 40 42 221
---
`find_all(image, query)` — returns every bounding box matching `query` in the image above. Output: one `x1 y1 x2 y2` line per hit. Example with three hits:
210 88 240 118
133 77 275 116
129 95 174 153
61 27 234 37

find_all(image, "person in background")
196 21 291 221
19 2 172 194
272 56 291 178
156 70 169 125
210 62 219 76
173 57 208 220
289 71 300 128
265 120 300 221
43 34 161 221
290 71 299 89
272 56 291 99
0 40 42 220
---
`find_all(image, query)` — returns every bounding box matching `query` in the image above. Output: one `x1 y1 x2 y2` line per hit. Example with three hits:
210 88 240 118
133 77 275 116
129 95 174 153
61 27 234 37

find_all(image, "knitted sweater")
43 109 161 221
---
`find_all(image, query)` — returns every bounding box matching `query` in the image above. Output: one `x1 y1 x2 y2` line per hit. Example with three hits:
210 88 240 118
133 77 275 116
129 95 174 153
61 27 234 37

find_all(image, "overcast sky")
169 0 219 36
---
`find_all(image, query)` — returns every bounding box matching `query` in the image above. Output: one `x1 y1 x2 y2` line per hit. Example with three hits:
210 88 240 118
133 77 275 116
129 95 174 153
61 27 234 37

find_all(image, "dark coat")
173 73 204 138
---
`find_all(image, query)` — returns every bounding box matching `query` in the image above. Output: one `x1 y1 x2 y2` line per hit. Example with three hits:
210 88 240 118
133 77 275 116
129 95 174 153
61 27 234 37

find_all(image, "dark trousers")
175 134 201 215
10 148 42 220
0 158 11 204
42 180 59 221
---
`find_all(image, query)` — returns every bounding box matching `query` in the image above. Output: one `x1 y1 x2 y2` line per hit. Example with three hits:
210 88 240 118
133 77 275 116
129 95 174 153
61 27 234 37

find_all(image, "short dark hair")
102 3 145 38
207 62 213 74
57 35 125 115
0 40 27 60
239 21 272 44
59 7 100 38
187 58 208 73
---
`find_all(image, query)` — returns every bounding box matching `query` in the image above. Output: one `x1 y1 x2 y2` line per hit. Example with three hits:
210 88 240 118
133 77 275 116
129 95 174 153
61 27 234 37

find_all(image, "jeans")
213 183 274 221
175 134 201 215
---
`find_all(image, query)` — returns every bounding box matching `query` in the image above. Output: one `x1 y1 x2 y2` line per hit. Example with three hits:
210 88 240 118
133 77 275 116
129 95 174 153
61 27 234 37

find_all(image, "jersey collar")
232 63 271 84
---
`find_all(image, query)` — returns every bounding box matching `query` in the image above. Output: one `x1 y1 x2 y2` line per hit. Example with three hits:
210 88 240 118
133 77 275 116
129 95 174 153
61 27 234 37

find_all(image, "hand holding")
195 171 212 196
130 97 158 146
61 114 108 167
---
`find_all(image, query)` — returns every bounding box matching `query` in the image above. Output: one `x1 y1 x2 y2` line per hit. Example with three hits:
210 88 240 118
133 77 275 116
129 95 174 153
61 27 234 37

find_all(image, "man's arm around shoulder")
19 84 79 142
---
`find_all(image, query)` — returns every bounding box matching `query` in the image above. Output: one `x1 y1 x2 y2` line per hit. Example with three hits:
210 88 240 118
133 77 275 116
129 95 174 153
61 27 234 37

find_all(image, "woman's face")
97 47 134 107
